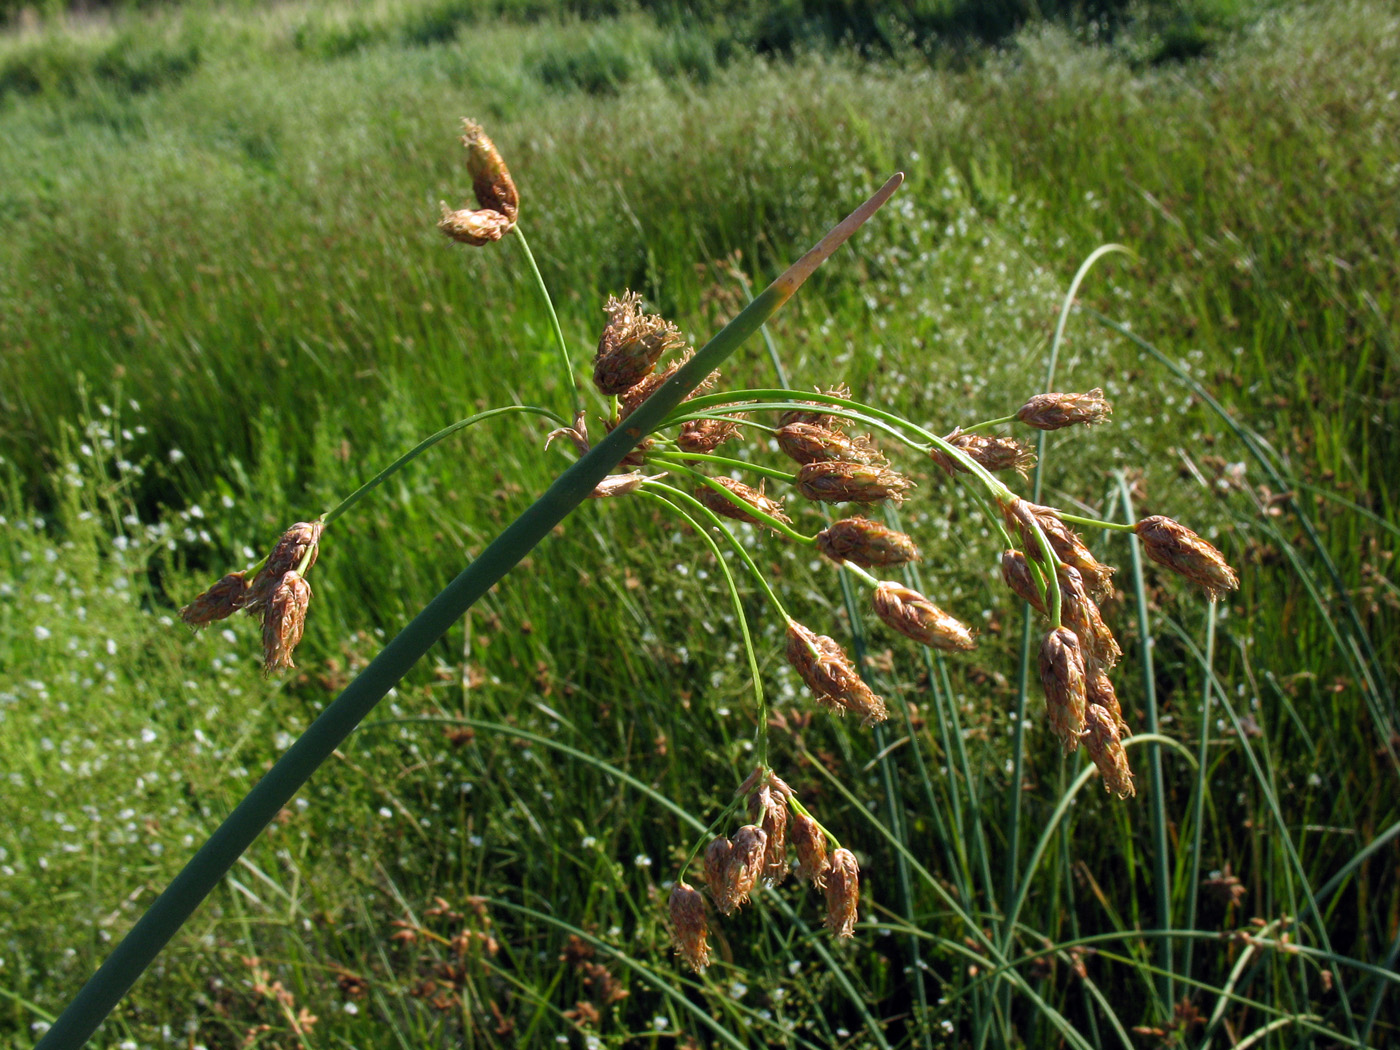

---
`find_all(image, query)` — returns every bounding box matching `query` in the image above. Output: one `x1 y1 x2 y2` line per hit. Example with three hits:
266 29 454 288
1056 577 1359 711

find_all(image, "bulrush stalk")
1134 514 1240 599
1015 388 1112 430
778 384 852 429
872 582 977 652
815 517 920 568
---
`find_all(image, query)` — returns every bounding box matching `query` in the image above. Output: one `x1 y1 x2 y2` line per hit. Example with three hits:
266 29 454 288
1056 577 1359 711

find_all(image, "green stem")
1058 512 1136 533
321 405 565 526
34 171 906 1050
656 460 812 544
512 226 580 414
960 413 1018 432
650 449 796 486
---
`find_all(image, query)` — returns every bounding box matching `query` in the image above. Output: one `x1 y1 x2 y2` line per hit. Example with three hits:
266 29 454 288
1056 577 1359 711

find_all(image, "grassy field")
2 0 1398 1047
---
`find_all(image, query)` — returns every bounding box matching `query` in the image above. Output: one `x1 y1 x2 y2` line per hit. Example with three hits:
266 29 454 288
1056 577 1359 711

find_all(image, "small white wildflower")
33 625 51 641
342 1002 359 1015
377 807 393 819
634 853 652 868
168 449 185 463
652 1016 668 1031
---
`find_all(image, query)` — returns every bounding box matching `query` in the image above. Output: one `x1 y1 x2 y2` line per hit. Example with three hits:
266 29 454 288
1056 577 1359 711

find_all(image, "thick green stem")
34 172 905 1050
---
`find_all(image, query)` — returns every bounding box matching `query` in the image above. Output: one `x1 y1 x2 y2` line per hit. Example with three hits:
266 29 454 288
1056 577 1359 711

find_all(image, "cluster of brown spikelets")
180 521 323 675
669 769 860 971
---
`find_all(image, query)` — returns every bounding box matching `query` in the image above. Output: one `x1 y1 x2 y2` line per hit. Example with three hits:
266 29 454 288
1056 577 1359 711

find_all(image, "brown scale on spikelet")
1038 627 1088 752
722 825 768 913
1084 703 1136 798
593 292 687 397
785 621 888 724
795 461 913 505
824 849 860 939
678 415 744 455
929 430 1037 478
696 476 791 529
181 571 250 630
1056 565 1122 670
872 582 977 652
1001 549 1048 611
247 521 323 612
1086 665 1131 737
1015 388 1112 430
262 571 311 676
777 385 851 430
791 812 831 888
1134 515 1239 600
815 517 920 568
668 883 711 972
703 838 736 913
776 423 885 467
1004 499 1115 603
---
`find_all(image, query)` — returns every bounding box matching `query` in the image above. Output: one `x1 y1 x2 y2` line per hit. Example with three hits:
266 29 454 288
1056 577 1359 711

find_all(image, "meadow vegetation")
1 0 1397 1046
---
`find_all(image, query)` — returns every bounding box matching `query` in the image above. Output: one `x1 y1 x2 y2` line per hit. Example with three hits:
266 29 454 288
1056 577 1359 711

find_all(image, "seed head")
929 430 1037 478
1038 626 1088 752
1086 665 1131 737
776 423 884 467
703 837 736 912
438 203 513 245
777 384 851 430
1005 499 1115 602
668 882 711 972
795 461 913 505
678 415 743 455
873 582 976 652
181 571 250 629
785 621 888 724
1134 515 1239 600
593 292 686 397
815 517 920 568
247 521 323 612
721 825 769 913
747 784 790 886
1016 388 1112 430
1057 564 1122 670
1084 703 1136 798
696 476 791 529
791 812 831 888
823 848 860 938
1001 549 1046 611
460 119 518 223
617 351 720 419
261 571 311 676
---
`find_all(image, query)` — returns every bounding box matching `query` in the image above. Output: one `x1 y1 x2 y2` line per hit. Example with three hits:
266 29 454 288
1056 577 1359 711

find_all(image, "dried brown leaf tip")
1084 703 1135 798
1016 388 1112 430
438 119 519 245
1134 515 1239 600
791 812 831 889
593 292 687 397
930 430 1036 478
262 571 312 676
776 423 884 467
873 582 977 652
696 475 790 529
777 384 851 430
795 461 913 505
815 517 920 568
180 571 250 630
1038 626 1088 752
823 848 860 939
785 620 888 724
668 882 711 972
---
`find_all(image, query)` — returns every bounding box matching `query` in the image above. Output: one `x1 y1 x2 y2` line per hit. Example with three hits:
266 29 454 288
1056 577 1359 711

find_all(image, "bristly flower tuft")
1038 626 1088 752
668 882 711 971
261 571 312 676
929 430 1037 478
795 461 913 505
815 517 920 568
776 423 884 466
1015 388 1112 430
1084 703 1136 798
873 582 976 651
438 119 519 245
785 620 888 724
247 521 323 612
823 849 860 938
181 571 250 630
696 476 790 529
791 812 831 888
1134 515 1239 599
593 292 687 397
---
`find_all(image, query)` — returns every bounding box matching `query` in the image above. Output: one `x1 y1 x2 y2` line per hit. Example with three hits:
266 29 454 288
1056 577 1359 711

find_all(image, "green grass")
2 0 1398 1046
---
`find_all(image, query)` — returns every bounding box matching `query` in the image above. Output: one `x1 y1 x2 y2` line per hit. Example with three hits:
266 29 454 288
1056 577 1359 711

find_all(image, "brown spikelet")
460 119 518 223
1086 665 1131 737
668 882 711 971
1016 388 1112 430
824 848 860 938
795 461 913 505
181 571 250 629
872 582 976 651
785 621 888 724
1005 499 1115 602
1038 627 1088 752
1057 564 1122 670
1084 703 1136 798
723 825 768 912
438 203 513 245
776 423 885 466
1001 549 1048 612
777 385 851 430
1134 515 1239 600
791 813 831 888
593 292 687 396
703 838 737 913
930 430 1037 478
616 351 721 419
247 521 323 612
696 476 791 529
261 571 311 676
747 785 790 885
678 415 744 455
815 517 920 568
